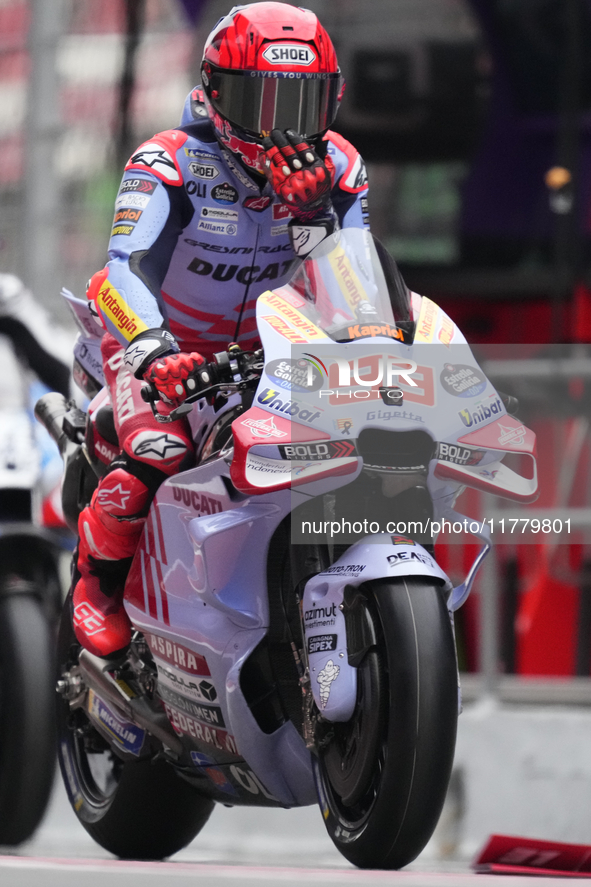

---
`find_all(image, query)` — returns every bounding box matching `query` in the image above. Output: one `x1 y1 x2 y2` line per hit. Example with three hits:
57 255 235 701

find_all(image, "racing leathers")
72 107 369 657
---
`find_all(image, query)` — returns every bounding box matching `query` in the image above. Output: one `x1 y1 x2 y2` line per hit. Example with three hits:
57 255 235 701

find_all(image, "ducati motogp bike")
37 228 538 868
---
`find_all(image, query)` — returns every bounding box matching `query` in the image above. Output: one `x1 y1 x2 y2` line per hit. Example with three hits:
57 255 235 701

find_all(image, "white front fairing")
302 536 450 721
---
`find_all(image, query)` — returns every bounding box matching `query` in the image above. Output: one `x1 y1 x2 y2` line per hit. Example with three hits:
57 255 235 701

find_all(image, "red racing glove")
260 129 334 221
144 352 207 406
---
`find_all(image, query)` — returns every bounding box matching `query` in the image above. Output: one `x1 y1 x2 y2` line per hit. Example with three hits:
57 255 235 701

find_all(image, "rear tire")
56 594 215 859
315 577 458 869
0 586 56 845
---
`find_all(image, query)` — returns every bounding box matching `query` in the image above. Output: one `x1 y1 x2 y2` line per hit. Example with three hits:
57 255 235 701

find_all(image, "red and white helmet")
201 3 343 173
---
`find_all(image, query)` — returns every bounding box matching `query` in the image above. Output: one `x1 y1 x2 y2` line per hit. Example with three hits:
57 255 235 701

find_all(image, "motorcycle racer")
72 2 371 658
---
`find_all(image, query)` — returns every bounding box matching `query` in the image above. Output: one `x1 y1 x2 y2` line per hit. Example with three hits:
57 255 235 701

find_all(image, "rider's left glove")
123 328 206 406
144 352 206 406
260 129 335 221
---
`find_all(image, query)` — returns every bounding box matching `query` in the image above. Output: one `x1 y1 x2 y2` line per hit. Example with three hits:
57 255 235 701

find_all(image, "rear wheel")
0 584 56 844
56 594 214 859
315 577 458 869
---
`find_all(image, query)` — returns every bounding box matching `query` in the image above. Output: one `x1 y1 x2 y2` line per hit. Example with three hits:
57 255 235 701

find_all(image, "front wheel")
0 585 56 845
56 594 215 860
315 577 458 869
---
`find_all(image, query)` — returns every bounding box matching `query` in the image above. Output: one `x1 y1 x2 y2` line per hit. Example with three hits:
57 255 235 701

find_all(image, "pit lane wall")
442 698 591 859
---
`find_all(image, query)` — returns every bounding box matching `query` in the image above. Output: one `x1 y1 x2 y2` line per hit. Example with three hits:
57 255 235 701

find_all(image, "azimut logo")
304 603 337 622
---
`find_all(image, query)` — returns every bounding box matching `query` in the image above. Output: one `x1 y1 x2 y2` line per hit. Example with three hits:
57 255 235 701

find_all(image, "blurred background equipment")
0 273 74 845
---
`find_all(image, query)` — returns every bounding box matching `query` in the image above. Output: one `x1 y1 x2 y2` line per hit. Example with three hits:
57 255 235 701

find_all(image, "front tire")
0 585 56 845
56 594 215 859
315 577 458 869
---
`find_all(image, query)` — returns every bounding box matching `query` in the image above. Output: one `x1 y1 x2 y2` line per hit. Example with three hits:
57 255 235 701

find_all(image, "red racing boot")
72 468 150 658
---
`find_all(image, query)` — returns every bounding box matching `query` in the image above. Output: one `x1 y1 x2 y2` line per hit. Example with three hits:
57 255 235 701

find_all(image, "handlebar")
141 346 264 423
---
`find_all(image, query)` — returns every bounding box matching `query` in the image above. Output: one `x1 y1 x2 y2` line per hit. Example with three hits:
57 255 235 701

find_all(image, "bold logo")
241 415 288 439
243 195 272 211
307 634 337 655
188 161 219 180
211 182 239 204
262 44 317 66
131 432 188 460
279 440 357 461
119 178 156 195
436 442 484 466
392 534 415 545
440 364 487 399
459 396 503 428
257 388 321 424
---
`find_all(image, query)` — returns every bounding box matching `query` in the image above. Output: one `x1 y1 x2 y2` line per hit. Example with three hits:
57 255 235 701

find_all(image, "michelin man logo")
317 659 340 709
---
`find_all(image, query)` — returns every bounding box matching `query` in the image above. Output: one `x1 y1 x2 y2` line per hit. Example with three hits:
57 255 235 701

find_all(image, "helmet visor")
205 67 342 138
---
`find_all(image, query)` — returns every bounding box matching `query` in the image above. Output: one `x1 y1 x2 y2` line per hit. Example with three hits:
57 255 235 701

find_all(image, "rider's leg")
72 333 194 658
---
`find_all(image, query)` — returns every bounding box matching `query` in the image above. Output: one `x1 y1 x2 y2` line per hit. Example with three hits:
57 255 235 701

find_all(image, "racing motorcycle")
0 341 71 845
36 228 538 868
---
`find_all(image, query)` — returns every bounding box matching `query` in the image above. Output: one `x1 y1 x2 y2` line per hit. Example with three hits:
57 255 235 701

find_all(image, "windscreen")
274 227 411 343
